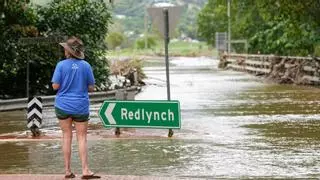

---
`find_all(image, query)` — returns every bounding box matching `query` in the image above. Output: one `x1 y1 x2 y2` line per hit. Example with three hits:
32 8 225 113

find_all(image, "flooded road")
1 57 320 179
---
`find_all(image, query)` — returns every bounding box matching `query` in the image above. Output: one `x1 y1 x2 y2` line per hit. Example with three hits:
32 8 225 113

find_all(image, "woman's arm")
52 83 60 90
87 63 95 92
52 62 61 90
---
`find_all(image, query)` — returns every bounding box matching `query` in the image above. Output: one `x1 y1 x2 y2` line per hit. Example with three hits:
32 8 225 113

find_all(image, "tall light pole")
227 0 231 53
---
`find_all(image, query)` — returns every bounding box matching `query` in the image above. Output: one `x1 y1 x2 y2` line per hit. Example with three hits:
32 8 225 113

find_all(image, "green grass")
107 40 217 58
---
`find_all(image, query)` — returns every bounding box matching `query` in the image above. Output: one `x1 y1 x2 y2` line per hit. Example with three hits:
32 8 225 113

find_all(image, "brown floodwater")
0 57 320 179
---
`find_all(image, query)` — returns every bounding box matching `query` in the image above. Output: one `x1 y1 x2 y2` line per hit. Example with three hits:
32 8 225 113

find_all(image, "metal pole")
115 88 127 136
164 9 171 101
26 59 30 99
227 0 231 53
144 7 148 49
163 8 173 137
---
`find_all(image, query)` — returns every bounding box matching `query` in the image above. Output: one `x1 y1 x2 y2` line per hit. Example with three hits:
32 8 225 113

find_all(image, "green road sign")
98 100 181 129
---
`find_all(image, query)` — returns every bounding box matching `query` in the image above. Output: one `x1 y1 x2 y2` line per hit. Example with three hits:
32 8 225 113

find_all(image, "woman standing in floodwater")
51 36 100 179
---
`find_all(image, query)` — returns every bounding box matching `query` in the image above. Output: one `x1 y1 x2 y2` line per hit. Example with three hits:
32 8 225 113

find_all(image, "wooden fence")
219 54 320 85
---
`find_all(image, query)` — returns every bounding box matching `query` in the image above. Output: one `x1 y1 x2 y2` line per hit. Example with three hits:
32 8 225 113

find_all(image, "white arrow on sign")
27 108 43 119
105 103 116 125
27 118 41 128
27 98 43 109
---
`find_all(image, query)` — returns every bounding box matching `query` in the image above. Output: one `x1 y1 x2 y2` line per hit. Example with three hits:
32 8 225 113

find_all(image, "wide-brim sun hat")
59 36 85 59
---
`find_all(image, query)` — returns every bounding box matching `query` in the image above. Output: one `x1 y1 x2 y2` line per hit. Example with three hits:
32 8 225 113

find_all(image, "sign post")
27 97 42 136
164 9 170 101
163 8 174 137
147 3 183 137
19 36 66 136
99 100 181 129
114 89 135 136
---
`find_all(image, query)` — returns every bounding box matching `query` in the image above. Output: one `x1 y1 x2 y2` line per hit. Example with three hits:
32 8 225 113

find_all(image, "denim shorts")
55 107 89 122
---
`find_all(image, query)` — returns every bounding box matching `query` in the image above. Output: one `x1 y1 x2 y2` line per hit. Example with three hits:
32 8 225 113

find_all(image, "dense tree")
39 0 112 86
177 5 199 39
197 0 320 56
0 0 112 98
250 0 320 55
0 0 40 98
197 0 228 45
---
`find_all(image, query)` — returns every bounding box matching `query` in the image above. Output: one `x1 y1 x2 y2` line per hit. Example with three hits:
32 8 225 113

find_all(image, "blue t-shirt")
51 59 95 115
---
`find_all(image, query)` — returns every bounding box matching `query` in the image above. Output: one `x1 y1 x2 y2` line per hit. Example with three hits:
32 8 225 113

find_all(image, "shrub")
106 32 125 50
0 1 42 98
135 36 157 49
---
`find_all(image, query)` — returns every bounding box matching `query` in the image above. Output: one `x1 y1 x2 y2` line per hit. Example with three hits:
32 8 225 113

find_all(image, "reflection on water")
0 110 26 134
243 120 320 146
244 120 320 138
0 57 320 178
91 139 186 176
0 142 30 171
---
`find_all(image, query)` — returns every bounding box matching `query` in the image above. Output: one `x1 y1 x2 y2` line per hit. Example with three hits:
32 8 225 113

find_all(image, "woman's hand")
52 83 60 90
88 85 95 92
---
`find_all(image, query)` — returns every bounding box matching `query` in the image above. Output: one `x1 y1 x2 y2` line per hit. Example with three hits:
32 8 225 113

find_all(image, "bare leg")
74 121 92 175
59 118 73 176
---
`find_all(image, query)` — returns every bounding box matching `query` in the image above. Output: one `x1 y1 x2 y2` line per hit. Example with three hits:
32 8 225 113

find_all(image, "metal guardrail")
0 87 139 112
223 54 320 85
229 53 314 60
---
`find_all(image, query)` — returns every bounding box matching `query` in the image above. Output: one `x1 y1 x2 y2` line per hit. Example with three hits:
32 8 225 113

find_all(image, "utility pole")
144 6 148 49
227 0 231 53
